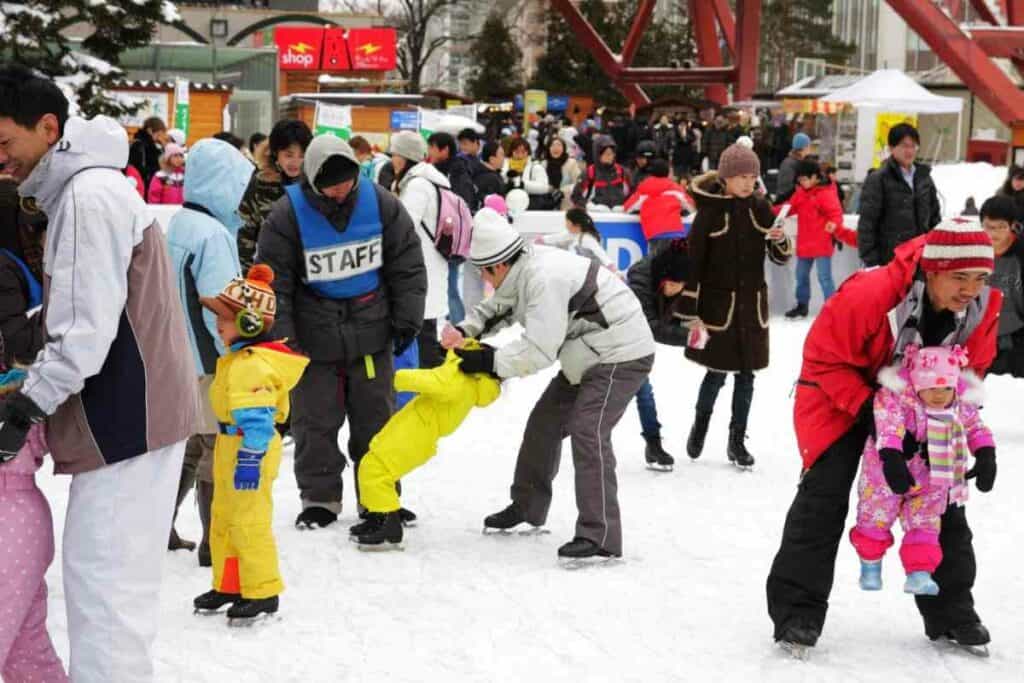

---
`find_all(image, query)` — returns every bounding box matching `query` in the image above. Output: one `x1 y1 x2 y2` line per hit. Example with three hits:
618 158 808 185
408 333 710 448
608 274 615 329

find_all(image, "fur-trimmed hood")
877 363 986 406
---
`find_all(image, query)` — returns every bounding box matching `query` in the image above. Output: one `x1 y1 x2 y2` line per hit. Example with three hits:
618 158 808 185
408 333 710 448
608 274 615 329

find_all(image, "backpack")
421 181 474 262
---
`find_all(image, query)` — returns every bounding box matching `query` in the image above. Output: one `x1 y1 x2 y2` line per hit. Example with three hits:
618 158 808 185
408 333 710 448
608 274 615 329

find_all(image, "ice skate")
482 503 548 536
686 411 712 460
904 571 940 596
193 590 241 615
398 507 418 528
557 537 622 570
295 506 337 530
784 304 808 320
727 428 755 470
775 622 819 661
644 436 675 472
858 559 882 591
227 596 280 627
354 511 405 551
931 623 991 658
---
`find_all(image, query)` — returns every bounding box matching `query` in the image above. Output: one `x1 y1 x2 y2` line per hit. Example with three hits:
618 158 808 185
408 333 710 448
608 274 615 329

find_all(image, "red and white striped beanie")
920 216 994 274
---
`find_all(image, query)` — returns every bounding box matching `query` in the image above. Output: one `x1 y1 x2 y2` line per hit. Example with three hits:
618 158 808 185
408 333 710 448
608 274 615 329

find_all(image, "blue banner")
547 95 569 112
391 110 420 131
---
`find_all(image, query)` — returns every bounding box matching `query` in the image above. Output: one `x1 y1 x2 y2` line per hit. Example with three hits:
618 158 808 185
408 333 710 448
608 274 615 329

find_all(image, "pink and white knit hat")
904 344 967 393
920 216 994 273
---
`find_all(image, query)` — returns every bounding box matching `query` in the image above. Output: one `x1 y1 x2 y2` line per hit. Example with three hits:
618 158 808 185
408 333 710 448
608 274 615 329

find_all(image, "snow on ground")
930 162 1007 219
34 321 1024 682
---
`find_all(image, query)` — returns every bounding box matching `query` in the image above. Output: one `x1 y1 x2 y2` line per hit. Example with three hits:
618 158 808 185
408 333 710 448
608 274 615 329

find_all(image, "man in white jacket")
441 209 655 562
0 66 197 681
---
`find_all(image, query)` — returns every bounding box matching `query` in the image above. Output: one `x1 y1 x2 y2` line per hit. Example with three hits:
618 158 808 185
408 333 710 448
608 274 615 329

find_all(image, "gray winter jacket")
257 137 426 363
459 245 654 384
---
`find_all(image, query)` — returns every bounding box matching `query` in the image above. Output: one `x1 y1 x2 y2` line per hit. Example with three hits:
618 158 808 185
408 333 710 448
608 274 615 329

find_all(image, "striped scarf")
925 407 970 504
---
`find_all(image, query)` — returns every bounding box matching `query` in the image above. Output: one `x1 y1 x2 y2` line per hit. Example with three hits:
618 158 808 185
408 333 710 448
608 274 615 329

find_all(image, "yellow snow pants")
210 432 283 599
358 415 437 513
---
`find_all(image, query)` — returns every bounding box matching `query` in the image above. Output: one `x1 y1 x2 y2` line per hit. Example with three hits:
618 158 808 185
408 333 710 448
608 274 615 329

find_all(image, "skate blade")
193 608 229 616
731 462 755 472
934 637 990 658
777 641 812 661
558 556 623 571
482 525 550 536
356 541 405 552
227 613 281 628
645 463 674 472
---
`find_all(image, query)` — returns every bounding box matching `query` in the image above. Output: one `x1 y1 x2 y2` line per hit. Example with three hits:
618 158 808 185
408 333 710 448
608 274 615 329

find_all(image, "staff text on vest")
305 236 384 283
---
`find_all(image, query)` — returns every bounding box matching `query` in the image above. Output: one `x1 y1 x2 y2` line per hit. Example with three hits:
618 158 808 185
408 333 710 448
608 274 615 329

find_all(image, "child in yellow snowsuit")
352 341 501 548
192 265 308 624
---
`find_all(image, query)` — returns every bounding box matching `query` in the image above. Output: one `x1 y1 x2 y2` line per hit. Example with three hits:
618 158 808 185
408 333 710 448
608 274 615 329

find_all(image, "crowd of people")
0 60 1019 681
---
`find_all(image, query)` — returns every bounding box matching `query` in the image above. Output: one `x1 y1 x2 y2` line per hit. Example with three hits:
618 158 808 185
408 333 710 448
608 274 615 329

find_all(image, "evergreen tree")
760 0 854 91
467 13 523 100
0 0 180 117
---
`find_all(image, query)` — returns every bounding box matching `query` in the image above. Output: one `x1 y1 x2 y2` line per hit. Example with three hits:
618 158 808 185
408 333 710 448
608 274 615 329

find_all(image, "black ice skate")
227 596 280 627
557 537 622 570
193 590 241 615
776 622 819 661
295 506 337 530
398 507 417 527
482 503 548 536
931 623 991 658
686 411 712 459
355 512 404 551
784 304 808 320
727 428 755 470
644 436 675 472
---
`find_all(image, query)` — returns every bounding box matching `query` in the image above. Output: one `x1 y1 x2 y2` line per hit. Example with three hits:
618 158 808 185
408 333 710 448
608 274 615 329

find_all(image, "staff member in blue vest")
258 134 426 530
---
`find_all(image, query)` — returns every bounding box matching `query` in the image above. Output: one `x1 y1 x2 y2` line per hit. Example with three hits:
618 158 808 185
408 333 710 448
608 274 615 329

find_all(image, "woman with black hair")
543 138 581 209
537 207 614 269
996 164 1024 221
237 119 314 270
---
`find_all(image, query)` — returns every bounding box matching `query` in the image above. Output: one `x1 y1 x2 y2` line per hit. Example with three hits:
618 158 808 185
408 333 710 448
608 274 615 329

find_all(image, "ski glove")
966 446 996 492
234 448 264 491
454 345 495 376
880 448 915 494
392 325 419 356
0 392 46 463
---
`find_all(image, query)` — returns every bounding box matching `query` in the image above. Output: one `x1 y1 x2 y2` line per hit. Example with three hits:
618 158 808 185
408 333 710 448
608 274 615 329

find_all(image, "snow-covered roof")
820 69 963 114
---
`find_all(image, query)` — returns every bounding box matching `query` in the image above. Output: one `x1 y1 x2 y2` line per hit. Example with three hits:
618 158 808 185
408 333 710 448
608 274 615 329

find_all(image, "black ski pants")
766 423 981 642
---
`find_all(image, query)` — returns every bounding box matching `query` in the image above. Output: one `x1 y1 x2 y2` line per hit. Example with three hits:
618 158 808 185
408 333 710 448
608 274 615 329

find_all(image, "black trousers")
417 318 445 369
766 424 981 642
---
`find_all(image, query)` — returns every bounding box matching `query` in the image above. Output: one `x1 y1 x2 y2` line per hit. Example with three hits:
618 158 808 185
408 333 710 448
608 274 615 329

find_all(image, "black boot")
227 596 279 625
193 590 241 614
398 507 417 527
936 622 990 646
727 427 755 469
785 303 809 319
169 463 197 552
295 506 338 529
355 511 404 549
557 537 618 559
483 503 528 533
644 435 675 471
686 411 712 460
197 481 213 568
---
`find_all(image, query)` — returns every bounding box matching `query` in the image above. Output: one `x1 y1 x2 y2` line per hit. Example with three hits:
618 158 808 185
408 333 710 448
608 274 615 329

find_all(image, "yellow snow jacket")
359 342 501 512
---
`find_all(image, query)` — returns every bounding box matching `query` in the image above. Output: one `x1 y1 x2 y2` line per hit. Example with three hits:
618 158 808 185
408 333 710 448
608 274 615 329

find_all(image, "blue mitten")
234 448 264 491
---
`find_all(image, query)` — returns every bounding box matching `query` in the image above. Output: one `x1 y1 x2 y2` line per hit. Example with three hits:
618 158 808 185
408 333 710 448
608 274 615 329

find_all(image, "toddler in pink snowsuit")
0 376 68 681
849 345 995 596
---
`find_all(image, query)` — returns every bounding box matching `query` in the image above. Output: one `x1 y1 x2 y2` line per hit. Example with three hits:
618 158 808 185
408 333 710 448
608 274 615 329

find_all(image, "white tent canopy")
819 69 963 114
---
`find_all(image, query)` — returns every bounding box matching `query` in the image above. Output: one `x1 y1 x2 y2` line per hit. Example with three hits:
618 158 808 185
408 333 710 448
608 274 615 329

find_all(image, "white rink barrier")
148 204 861 316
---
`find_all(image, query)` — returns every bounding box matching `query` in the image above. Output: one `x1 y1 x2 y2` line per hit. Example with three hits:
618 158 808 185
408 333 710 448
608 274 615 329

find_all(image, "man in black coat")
858 123 942 267
473 141 506 200
427 132 476 209
257 134 426 529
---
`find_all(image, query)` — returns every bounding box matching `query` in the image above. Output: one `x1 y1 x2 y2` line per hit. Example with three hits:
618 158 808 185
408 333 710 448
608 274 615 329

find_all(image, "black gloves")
454 345 495 375
392 325 419 356
879 448 915 494
967 447 996 492
0 392 46 462
856 395 876 440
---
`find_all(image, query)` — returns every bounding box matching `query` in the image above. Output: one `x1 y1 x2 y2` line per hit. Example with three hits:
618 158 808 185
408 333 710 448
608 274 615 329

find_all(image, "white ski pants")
63 441 186 683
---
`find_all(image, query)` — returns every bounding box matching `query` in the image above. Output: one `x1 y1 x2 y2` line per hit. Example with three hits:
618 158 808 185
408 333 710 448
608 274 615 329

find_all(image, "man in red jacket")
766 217 1001 654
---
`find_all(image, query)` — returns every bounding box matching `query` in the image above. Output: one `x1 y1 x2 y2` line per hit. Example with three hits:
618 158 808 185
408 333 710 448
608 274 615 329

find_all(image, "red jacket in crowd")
623 176 695 241
125 165 145 199
784 182 854 258
793 235 1001 470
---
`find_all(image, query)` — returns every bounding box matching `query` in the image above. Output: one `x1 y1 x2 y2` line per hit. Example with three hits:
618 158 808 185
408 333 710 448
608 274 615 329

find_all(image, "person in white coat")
0 66 197 682
503 138 550 210
391 131 449 368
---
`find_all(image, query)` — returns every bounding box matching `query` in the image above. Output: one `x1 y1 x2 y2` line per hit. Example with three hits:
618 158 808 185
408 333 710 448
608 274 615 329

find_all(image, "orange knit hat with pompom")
200 264 278 331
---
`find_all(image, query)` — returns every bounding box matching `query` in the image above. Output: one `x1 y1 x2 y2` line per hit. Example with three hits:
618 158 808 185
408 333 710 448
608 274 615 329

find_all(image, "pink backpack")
422 182 474 262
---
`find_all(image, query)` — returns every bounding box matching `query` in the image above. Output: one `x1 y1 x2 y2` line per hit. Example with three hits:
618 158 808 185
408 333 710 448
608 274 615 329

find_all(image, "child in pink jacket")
849 345 996 596
147 143 186 205
0 369 68 681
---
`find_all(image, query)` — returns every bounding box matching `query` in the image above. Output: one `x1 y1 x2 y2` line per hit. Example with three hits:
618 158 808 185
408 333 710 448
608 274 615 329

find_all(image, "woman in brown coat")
676 144 792 469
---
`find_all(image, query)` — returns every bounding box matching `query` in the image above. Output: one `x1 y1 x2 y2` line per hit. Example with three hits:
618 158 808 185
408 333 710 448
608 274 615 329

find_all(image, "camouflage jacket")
237 172 286 271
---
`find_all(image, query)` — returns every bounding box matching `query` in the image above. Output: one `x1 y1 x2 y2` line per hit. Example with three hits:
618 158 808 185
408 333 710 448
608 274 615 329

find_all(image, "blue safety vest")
0 249 42 309
286 181 383 299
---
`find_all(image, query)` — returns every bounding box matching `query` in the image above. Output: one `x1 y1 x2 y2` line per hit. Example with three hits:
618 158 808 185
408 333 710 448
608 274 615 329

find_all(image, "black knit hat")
651 240 690 284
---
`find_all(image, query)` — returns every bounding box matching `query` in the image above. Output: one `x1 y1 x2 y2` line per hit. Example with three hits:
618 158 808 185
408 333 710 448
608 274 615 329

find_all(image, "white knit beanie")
471 208 525 268
389 130 427 162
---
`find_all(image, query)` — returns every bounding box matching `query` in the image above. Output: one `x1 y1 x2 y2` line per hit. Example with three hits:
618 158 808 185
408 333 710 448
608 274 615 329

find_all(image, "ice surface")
34 321 1023 681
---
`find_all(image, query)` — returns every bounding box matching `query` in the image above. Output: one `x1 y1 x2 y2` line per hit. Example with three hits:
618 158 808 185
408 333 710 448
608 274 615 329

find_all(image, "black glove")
454 345 495 375
856 395 876 440
902 430 922 459
0 392 46 463
880 448 915 494
392 325 419 356
966 446 996 492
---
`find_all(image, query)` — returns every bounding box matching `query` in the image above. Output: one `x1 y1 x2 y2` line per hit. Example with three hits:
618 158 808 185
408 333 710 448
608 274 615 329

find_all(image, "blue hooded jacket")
166 138 254 375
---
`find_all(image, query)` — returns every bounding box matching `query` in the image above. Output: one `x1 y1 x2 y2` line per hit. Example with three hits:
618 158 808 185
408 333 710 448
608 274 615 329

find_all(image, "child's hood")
245 342 309 393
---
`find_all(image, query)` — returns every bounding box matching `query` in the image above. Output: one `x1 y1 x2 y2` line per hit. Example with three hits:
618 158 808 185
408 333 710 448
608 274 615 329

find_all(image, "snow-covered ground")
931 162 1008 219
34 320 1024 682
